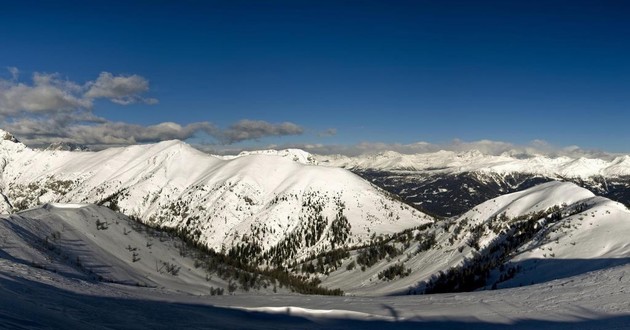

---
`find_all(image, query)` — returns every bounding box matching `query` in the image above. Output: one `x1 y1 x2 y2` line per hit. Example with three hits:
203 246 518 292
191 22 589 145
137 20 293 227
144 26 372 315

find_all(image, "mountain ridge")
317 149 630 178
0 129 431 266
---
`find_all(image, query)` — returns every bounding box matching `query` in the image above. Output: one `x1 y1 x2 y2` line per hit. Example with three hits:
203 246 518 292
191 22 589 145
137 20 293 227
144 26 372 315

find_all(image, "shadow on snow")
0 272 628 330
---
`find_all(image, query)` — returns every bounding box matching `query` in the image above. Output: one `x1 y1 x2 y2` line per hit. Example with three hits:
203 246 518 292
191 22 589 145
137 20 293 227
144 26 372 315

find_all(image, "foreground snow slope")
0 248 628 329
0 130 431 263
319 150 630 178
318 181 630 295
0 204 238 294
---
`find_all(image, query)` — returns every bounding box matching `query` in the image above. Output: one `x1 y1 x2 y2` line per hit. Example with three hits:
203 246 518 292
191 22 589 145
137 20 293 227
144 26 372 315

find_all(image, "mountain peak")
229 148 318 165
0 129 20 144
45 142 91 152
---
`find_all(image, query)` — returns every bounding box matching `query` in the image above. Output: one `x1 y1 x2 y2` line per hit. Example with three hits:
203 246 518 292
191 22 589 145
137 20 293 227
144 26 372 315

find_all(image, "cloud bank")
0 68 303 149
221 120 304 144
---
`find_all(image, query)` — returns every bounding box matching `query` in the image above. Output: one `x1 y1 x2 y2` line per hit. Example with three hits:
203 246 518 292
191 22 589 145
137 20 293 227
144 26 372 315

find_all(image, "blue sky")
1 1 629 153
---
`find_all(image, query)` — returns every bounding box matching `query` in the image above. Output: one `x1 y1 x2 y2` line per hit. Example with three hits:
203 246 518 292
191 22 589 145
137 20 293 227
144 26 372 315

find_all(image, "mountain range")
317 150 630 217
0 130 430 267
0 129 629 328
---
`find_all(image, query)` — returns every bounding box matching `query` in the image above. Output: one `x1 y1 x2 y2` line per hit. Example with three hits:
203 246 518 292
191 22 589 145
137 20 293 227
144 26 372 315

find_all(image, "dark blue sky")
1 1 629 152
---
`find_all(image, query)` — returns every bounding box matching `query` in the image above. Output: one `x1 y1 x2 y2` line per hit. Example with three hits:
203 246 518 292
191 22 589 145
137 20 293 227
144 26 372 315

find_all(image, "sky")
0 1 629 155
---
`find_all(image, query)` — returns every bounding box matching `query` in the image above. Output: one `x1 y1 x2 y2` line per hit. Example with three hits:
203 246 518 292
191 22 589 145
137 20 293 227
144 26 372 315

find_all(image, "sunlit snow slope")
317 182 630 295
0 203 235 294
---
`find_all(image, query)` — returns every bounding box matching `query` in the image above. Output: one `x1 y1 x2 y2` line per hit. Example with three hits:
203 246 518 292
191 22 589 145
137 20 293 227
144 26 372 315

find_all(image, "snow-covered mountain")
0 130 431 266
0 132 629 328
302 182 630 295
1 128 628 296
318 150 630 217
0 182 628 328
216 148 318 165
318 150 630 177
44 141 91 152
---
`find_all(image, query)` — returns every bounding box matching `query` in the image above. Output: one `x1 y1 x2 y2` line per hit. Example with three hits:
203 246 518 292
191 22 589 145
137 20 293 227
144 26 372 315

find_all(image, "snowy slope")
1 201 628 328
0 243 628 329
319 150 630 178
315 182 630 295
0 203 237 294
0 130 431 265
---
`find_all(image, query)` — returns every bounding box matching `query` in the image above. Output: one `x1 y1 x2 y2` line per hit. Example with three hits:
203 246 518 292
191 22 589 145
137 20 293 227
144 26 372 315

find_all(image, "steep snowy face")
0 136 431 265
317 181 630 295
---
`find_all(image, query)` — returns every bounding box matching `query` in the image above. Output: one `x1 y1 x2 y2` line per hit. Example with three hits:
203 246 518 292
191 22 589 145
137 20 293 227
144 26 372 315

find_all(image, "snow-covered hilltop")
216 148 318 165
0 130 430 265
314 181 630 295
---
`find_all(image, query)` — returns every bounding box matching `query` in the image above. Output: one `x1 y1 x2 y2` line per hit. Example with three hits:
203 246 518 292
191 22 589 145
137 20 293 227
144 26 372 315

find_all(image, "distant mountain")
216 148 318 165
1 130 19 143
318 150 630 177
44 142 91 152
0 130 430 268
317 151 630 217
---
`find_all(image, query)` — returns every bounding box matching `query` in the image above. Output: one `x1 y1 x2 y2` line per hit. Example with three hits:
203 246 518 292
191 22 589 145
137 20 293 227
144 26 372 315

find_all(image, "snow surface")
0 204 235 294
0 246 628 329
0 200 627 328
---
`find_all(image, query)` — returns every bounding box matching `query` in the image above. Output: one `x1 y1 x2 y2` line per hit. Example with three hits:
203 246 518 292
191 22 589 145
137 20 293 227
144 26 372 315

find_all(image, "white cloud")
0 70 158 118
220 119 304 143
318 128 337 137
0 72 92 115
84 72 156 105
5 118 217 148
7 67 19 80
0 68 305 149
